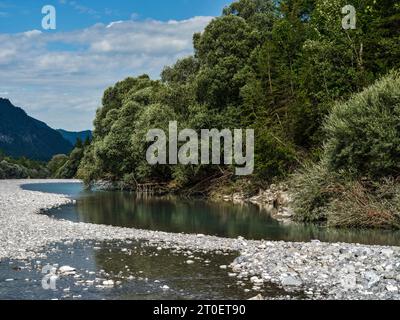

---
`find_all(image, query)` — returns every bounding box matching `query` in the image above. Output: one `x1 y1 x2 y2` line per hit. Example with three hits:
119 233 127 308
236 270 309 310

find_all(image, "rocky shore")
221 184 295 222
1 180 399 300
232 239 400 300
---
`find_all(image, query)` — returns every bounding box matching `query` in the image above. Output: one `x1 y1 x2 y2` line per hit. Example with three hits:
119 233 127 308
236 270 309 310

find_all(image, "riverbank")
221 186 294 222
0 180 248 261
1 180 399 300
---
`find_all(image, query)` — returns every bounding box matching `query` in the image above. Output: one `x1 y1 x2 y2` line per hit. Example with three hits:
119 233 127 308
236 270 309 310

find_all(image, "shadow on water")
23 182 400 246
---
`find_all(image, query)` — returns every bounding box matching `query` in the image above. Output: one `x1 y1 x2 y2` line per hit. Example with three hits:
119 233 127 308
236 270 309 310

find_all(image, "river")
22 182 400 246
1 181 396 300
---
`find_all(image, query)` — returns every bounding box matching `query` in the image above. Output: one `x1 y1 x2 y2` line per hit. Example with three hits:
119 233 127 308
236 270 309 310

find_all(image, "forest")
55 0 400 228
0 151 49 179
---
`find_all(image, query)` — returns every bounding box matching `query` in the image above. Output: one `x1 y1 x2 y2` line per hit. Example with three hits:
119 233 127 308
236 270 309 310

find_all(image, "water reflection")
75 193 284 239
24 182 400 246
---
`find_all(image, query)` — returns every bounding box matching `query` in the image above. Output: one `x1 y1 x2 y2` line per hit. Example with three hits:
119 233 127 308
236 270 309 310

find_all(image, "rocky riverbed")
1 180 399 300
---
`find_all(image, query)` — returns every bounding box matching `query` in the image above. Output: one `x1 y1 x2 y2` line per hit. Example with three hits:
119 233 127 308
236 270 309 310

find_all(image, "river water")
22 182 400 246
1 181 397 300
1 240 290 300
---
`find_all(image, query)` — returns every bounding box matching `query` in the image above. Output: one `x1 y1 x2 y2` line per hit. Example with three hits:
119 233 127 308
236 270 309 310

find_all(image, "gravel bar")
1 179 399 299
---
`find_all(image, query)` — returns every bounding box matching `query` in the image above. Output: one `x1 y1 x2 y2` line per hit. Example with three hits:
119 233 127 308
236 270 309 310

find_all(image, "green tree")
47 154 68 177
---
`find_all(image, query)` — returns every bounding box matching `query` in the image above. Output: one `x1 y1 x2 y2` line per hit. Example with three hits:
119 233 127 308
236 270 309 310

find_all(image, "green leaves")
77 0 400 190
324 71 400 178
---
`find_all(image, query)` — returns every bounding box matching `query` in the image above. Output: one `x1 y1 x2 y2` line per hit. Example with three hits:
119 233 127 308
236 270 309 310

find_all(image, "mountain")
0 98 73 161
57 129 92 146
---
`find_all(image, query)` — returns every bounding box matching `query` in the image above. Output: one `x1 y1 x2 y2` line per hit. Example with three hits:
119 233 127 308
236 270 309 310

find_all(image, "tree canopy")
77 0 400 190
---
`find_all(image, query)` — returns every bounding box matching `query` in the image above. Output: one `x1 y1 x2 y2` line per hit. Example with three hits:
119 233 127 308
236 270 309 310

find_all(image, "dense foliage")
49 137 91 179
77 0 400 198
324 71 400 178
0 151 49 179
292 72 400 228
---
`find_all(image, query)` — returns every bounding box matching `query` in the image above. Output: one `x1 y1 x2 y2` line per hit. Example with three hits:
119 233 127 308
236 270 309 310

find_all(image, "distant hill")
0 98 73 161
57 129 92 146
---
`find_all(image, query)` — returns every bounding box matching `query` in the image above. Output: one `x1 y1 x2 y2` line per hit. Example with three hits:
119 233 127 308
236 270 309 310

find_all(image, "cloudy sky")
0 0 233 131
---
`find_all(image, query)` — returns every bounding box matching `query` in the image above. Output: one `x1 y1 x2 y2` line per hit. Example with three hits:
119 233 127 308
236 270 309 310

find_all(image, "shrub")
47 154 68 177
290 160 344 223
56 147 84 179
0 160 28 179
324 71 400 178
291 71 400 229
326 179 400 229
291 163 400 229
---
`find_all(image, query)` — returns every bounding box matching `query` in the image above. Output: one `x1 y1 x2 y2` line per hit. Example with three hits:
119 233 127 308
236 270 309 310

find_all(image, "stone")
386 285 398 292
59 266 76 275
2 180 400 301
381 249 394 257
280 275 303 287
340 274 357 290
250 276 264 285
102 280 114 287
364 271 380 288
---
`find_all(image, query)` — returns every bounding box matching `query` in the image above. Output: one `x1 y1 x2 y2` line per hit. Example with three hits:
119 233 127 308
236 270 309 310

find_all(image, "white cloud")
106 20 123 28
23 30 42 37
0 16 213 130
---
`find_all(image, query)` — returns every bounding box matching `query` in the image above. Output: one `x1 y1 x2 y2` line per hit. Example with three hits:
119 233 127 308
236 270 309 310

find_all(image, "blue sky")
0 0 234 130
0 0 232 32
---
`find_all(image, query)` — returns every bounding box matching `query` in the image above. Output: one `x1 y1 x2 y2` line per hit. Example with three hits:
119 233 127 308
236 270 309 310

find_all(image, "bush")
291 160 342 223
326 179 400 229
291 71 400 229
56 147 84 179
324 71 400 178
0 157 49 179
0 160 28 179
47 154 68 177
291 162 400 229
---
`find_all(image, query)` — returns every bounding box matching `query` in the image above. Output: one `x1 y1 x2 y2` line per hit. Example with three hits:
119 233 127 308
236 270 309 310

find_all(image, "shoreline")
1 179 399 299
